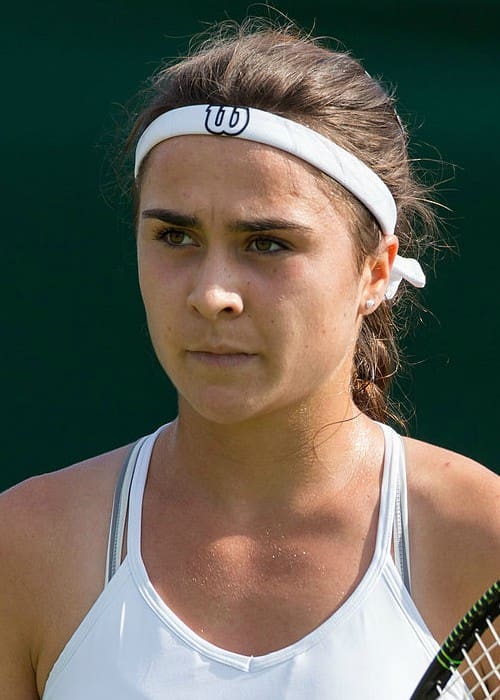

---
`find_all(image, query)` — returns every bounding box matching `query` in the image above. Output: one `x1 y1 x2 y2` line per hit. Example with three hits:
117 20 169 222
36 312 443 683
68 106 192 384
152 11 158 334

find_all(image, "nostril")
188 286 244 319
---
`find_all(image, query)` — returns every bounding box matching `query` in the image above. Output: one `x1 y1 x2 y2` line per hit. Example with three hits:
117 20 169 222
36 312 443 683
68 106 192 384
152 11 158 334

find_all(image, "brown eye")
249 237 286 253
167 231 187 245
155 229 194 247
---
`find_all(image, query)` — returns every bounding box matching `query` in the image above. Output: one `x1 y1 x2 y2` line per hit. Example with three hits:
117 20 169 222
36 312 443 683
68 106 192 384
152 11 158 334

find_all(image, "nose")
187 259 244 320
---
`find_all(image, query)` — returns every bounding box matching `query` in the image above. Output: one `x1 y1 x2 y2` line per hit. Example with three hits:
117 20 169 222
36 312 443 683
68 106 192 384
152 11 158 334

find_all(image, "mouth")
186 349 257 368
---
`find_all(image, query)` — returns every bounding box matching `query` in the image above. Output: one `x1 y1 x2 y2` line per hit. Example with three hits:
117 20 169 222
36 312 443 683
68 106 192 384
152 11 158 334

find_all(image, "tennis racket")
410 580 499 698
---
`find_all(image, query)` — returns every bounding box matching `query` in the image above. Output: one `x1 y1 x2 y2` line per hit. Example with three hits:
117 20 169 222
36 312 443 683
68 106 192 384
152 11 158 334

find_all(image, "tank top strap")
105 438 145 584
393 440 412 593
377 423 412 593
126 426 166 569
105 425 165 586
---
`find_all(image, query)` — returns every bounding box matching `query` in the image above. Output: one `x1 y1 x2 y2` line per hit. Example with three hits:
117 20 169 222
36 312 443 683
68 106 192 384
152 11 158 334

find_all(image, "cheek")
273 268 361 374
283 258 359 324
137 254 178 341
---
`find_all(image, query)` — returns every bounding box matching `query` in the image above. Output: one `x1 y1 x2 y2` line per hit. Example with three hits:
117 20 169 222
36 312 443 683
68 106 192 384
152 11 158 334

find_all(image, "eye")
247 236 288 253
155 228 195 247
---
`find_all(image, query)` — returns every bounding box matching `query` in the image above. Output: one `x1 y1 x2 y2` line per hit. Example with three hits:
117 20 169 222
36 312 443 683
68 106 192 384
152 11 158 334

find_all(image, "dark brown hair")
125 18 441 428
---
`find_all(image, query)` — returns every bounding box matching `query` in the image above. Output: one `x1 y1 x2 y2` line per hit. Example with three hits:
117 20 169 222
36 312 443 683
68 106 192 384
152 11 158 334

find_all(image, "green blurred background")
3 0 499 491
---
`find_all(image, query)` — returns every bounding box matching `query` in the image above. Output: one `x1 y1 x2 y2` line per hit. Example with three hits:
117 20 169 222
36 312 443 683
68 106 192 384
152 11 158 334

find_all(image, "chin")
177 384 282 426
185 398 264 425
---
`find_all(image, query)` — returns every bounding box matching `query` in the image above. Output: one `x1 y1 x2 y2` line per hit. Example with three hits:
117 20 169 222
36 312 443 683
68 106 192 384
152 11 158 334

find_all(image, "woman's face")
137 135 387 424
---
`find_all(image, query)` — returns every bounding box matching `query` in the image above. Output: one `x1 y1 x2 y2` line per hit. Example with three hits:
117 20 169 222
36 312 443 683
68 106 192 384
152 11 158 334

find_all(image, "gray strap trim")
105 438 146 585
392 441 412 594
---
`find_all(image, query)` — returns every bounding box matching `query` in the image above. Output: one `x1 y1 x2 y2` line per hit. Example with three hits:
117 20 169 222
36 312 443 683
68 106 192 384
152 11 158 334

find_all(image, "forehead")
139 135 346 219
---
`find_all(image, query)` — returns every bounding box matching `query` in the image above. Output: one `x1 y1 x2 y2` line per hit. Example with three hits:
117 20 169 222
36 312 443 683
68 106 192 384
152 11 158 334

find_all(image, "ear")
358 235 399 315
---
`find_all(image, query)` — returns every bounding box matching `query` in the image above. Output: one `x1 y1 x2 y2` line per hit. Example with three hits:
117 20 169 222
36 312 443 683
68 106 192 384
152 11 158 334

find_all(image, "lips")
187 342 256 354
188 347 252 355
186 348 257 367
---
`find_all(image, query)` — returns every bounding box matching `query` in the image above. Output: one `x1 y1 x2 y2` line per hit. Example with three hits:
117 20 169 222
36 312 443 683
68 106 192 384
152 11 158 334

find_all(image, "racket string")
411 583 500 700
462 646 491 697
486 618 500 683
438 624 500 699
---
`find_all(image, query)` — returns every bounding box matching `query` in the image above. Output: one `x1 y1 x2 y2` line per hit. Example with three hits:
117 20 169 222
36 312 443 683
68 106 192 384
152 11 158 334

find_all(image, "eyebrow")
141 208 312 234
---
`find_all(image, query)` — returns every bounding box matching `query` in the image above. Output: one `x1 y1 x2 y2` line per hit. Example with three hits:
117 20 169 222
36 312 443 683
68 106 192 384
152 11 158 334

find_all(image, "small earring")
365 299 375 310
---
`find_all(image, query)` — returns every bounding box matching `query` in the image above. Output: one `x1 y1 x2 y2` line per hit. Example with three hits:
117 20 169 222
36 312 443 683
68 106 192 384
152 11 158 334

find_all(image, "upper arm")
405 439 500 640
0 481 43 699
0 607 40 699
0 445 129 698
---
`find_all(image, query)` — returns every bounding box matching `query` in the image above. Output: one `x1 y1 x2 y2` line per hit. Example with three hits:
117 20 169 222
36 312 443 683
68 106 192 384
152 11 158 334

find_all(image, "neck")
156 396 379 514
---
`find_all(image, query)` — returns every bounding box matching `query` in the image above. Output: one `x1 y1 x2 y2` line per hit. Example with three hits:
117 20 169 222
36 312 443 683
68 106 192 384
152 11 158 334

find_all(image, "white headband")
135 104 425 299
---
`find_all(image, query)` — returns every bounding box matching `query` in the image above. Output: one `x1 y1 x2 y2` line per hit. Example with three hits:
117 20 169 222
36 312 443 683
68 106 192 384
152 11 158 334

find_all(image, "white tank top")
41 424 465 699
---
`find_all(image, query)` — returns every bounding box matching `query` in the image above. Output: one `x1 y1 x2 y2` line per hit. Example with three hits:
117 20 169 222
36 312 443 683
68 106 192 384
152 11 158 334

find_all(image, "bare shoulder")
0 442 131 568
0 443 132 699
403 437 499 532
403 437 499 639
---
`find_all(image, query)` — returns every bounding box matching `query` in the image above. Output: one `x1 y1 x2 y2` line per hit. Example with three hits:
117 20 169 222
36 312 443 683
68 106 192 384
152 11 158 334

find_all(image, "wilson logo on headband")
205 106 250 135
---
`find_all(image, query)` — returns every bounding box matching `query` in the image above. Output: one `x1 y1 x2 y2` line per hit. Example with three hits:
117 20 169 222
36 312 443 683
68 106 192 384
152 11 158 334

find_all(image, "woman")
1 20 498 699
